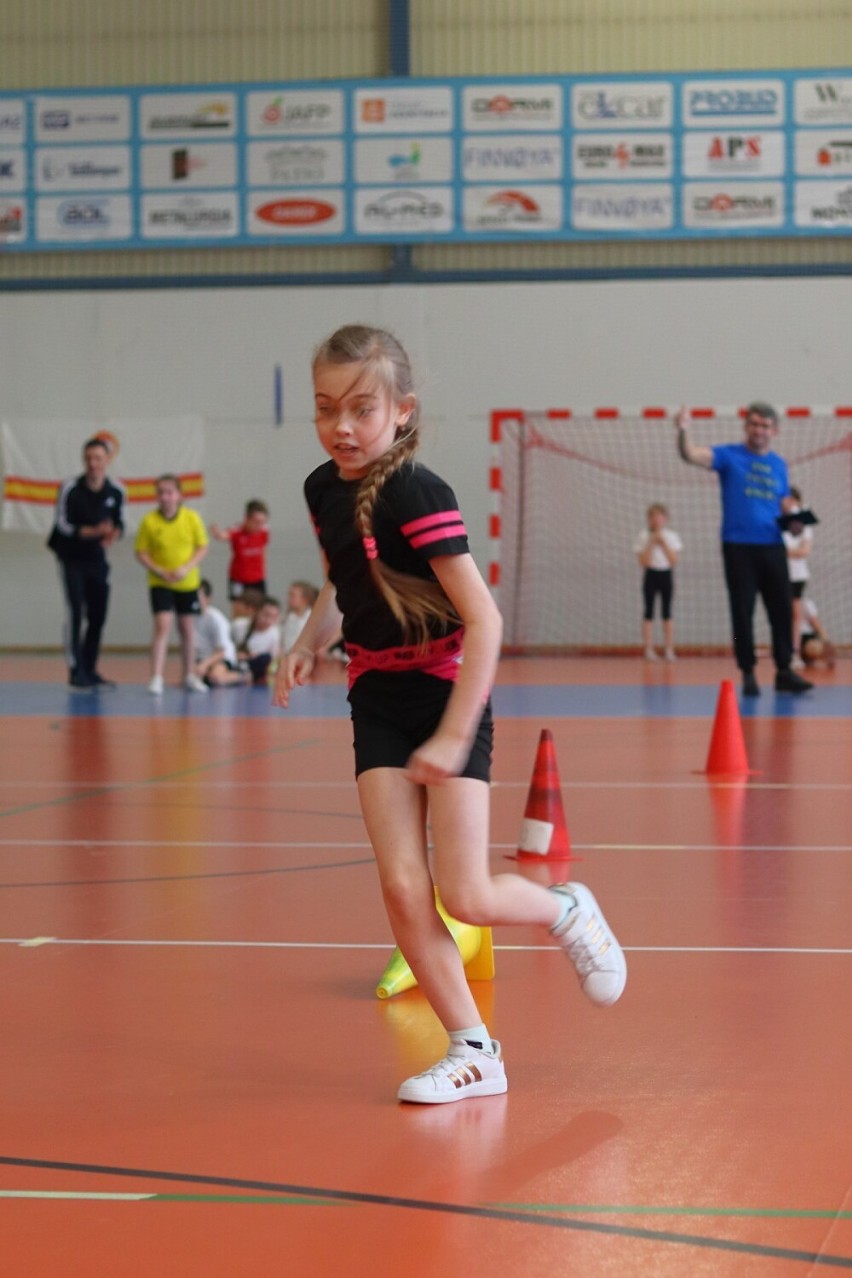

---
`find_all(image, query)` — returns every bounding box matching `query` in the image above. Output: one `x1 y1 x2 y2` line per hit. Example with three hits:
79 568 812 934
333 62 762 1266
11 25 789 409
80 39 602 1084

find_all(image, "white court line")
0 1191 155 1201
1 838 851 853
2 937 851 956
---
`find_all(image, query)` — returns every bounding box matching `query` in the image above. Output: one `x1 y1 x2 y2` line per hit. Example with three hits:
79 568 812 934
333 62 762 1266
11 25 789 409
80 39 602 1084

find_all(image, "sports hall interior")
2 4 851 1276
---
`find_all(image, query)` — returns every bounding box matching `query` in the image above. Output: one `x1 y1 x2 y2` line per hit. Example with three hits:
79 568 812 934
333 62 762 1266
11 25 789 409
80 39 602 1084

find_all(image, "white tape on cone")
518 817 554 857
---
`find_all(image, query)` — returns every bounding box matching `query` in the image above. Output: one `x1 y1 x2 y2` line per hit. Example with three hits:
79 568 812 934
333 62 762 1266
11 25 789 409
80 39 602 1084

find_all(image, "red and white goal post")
489 405 852 655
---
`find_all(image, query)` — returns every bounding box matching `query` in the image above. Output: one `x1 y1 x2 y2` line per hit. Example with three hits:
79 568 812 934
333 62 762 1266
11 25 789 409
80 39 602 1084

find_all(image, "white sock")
449 1024 493 1054
550 889 577 933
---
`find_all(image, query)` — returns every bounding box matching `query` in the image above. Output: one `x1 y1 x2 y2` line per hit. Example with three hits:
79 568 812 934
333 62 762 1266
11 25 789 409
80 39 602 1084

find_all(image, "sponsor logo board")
682 181 784 228
36 145 131 191
794 78 852 126
0 101 26 143
355 137 453 184
463 185 562 232
248 139 345 186
141 192 239 237
0 200 26 239
681 131 785 177
35 96 131 142
462 135 563 181
682 80 785 128
140 142 237 189
571 82 673 130
0 149 25 192
794 180 852 226
571 183 673 230
246 89 344 136
140 94 236 139
794 129 852 175
354 186 453 234
248 190 345 235
462 85 562 131
571 133 672 178
354 87 452 134
36 195 133 241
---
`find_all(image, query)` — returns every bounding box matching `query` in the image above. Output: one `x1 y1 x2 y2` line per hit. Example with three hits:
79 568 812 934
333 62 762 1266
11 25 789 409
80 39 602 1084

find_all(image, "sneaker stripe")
449 1062 483 1088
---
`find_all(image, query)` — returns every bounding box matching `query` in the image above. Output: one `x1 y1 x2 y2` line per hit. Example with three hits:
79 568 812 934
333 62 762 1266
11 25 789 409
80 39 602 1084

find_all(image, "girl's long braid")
355 427 459 649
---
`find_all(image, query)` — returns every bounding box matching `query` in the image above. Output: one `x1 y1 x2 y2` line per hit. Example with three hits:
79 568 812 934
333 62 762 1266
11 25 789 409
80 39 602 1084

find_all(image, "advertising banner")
1 69 850 252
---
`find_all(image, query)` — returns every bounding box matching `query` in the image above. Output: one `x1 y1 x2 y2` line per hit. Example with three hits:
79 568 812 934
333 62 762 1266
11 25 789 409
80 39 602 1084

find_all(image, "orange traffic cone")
703 680 755 777
514 729 576 863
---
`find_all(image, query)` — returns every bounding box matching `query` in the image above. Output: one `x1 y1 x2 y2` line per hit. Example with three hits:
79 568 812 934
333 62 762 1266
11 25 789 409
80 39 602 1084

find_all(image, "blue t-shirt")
711 443 789 544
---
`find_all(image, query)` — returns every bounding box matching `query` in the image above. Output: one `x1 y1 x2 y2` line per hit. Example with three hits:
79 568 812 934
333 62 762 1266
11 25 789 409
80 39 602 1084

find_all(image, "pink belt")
345 631 464 688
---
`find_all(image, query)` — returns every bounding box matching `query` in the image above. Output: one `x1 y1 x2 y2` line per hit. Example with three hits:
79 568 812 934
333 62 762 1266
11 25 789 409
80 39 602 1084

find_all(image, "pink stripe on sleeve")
401 510 464 536
408 523 467 549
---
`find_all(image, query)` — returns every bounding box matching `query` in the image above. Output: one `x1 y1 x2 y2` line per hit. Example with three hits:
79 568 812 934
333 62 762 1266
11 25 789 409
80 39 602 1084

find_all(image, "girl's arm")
785 533 812 560
404 553 502 785
636 541 654 568
272 579 343 708
135 549 160 574
659 534 679 567
171 538 209 582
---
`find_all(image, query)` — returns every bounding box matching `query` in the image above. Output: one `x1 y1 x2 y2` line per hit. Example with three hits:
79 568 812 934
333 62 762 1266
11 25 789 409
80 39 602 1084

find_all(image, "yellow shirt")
135 506 208 592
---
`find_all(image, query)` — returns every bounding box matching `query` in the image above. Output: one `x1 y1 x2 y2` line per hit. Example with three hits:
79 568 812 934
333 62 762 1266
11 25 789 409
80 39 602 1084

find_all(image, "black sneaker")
775 669 814 694
89 672 116 688
68 671 95 690
742 671 760 697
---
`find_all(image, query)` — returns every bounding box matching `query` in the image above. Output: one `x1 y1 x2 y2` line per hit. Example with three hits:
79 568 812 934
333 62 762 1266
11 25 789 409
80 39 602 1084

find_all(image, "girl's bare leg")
151 612 172 679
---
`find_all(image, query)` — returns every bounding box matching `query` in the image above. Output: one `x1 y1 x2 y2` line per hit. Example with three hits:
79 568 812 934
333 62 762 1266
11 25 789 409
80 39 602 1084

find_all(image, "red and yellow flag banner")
2 418 205 534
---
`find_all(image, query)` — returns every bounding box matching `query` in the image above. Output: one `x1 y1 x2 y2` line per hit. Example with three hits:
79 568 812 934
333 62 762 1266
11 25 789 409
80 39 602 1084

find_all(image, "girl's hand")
272 648 315 709
404 733 469 786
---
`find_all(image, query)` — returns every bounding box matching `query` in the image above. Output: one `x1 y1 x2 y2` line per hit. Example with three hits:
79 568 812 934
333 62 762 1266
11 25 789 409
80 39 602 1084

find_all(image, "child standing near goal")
633 502 682 661
273 324 626 1105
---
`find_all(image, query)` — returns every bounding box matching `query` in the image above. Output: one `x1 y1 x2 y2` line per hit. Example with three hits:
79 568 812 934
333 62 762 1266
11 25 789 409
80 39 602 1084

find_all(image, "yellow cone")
375 890 495 998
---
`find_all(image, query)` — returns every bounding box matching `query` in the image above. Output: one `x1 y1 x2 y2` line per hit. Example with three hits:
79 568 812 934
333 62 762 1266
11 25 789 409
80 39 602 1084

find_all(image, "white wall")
1 276 850 648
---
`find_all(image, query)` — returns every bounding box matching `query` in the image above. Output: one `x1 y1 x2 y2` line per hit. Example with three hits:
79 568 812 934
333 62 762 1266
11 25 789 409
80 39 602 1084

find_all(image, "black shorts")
791 581 806 600
348 670 493 782
229 579 266 601
150 586 201 616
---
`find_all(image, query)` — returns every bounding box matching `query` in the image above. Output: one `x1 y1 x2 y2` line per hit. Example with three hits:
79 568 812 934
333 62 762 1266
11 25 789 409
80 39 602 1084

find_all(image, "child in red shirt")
211 499 270 605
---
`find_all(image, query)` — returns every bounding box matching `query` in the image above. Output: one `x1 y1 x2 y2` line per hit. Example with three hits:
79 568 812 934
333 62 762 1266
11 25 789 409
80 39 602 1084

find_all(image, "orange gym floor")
0 652 850 1277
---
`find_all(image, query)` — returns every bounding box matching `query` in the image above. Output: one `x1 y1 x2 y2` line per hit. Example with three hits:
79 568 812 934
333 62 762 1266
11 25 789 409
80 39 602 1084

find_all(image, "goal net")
491 408 852 653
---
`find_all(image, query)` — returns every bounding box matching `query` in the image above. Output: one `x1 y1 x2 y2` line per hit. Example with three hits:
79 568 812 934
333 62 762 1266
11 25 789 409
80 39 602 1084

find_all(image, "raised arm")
674 407 713 469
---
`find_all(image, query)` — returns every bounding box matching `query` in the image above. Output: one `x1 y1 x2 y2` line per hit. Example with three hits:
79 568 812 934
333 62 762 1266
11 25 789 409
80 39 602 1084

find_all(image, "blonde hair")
312 324 458 647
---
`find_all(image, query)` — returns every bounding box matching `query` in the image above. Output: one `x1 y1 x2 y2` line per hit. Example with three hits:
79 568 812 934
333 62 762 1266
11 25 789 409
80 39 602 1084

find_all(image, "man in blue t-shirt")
674 402 812 697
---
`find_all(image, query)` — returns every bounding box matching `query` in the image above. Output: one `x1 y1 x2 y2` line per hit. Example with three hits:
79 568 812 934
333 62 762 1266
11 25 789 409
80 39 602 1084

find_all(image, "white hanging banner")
1 416 205 534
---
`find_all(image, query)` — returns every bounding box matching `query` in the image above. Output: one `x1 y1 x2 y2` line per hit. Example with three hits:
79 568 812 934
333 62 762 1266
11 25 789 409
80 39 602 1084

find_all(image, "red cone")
515 729 574 861
704 680 752 777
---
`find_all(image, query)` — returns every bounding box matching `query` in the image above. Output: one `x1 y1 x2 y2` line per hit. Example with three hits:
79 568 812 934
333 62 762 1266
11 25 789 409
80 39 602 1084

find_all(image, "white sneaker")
148 675 164 695
790 655 805 670
184 673 209 693
550 883 627 1007
643 647 658 661
664 648 677 662
397 1039 507 1104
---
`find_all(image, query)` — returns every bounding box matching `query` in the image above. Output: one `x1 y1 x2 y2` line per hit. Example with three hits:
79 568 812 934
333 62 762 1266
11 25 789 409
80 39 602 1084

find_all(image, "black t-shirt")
304 459 469 651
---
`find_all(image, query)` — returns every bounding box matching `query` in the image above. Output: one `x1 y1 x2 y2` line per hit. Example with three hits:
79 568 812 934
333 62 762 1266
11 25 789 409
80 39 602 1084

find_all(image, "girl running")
273 324 626 1104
